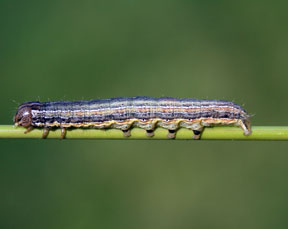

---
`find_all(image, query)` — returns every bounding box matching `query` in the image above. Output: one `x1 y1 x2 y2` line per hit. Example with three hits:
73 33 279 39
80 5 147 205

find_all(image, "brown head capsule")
14 106 33 127
14 102 41 128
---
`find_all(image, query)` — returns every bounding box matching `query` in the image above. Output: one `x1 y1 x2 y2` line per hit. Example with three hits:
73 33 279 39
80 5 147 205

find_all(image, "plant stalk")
0 125 288 140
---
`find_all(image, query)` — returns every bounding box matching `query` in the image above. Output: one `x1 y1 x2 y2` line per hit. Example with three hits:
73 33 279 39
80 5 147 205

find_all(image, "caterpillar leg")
146 130 154 137
192 127 204 140
24 126 34 134
42 128 50 139
60 128 67 139
122 129 131 137
193 130 201 140
238 119 251 136
167 129 176 139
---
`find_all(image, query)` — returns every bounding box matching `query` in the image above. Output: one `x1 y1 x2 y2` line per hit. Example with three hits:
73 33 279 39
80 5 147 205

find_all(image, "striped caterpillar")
14 96 251 139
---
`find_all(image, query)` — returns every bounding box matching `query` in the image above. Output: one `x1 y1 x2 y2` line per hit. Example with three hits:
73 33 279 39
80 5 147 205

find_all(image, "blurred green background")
1 0 288 228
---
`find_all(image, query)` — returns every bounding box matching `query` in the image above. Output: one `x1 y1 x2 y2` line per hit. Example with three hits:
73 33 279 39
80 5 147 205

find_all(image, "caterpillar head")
14 102 40 127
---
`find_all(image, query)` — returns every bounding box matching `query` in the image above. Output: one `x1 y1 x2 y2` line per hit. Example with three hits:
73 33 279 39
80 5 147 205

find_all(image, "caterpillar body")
14 96 251 139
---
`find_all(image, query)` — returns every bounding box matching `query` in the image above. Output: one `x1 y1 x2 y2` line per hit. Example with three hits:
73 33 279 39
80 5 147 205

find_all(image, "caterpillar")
14 96 251 139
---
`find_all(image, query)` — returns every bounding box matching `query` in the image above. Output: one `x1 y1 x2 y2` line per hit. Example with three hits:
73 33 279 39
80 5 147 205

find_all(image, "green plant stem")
0 125 288 140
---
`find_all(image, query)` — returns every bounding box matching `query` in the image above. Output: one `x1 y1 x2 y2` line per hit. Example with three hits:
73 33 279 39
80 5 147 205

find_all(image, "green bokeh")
1 1 288 228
